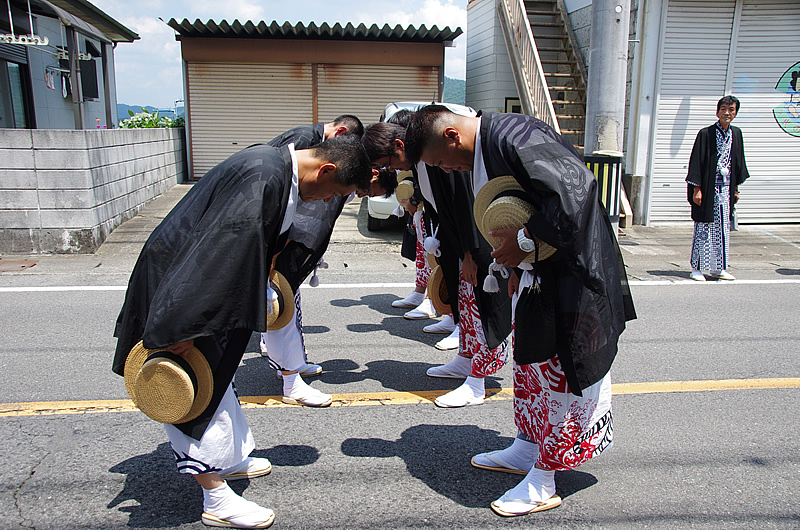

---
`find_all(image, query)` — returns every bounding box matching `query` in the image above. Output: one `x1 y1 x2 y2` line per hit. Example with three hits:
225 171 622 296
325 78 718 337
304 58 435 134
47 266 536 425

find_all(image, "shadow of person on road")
107 442 320 527
317 358 503 395
347 316 441 348
647 269 693 280
776 268 800 276
341 424 597 508
330 293 407 316
107 442 203 527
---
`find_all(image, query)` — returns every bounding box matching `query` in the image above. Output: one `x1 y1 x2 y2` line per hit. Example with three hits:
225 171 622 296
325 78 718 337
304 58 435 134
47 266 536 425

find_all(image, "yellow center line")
1 378 798 417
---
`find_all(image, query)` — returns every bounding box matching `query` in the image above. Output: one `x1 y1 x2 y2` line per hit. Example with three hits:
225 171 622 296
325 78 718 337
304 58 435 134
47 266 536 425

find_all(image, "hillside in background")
442 76 465 105
117 104 157 118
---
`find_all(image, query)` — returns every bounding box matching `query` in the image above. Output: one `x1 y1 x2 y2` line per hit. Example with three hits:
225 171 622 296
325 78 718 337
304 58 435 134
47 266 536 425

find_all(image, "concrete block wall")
0 128 186 254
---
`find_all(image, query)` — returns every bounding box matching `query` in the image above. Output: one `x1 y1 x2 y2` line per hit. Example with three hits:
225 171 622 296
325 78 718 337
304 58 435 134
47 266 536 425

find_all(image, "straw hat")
267 270 295 330
396 170 413 184
473 176 524 235
124 340 213 425
473 176 556 262
427 265 451 315
426 252 439 268
395 179 415 202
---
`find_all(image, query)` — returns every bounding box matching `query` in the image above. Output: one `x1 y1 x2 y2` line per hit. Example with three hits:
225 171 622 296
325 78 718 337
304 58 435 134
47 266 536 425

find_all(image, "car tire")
367 214 383 231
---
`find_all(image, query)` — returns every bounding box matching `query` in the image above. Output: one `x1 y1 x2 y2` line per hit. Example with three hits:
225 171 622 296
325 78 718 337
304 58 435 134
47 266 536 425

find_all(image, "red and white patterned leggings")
512 270 613 471
457 268 508 377
413 211 431 290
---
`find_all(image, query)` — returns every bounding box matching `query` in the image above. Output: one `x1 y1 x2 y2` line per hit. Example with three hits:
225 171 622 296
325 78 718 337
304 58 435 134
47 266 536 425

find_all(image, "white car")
366 102 477 231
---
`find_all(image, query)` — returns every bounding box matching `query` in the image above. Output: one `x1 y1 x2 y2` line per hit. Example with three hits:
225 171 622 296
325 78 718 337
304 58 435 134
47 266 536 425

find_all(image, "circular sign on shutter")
773 61 800 138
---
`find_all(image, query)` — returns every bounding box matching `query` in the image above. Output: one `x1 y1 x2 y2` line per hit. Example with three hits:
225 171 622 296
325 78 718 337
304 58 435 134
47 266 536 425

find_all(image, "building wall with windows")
0 0 135 130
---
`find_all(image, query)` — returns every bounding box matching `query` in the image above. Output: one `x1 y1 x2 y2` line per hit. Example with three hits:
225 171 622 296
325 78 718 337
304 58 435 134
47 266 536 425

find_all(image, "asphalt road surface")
0 193 798 529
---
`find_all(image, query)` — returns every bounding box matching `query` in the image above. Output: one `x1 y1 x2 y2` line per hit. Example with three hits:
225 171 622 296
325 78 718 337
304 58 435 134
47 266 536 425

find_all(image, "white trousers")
260 291 307 372
164 384 254 475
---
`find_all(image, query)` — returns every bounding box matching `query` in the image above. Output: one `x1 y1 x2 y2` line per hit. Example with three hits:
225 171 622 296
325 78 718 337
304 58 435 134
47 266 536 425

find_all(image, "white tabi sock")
202 482 274 527
446 354 473 374
505 466 556 504
464 375 486 398
282 372 304 396
473 436 538 473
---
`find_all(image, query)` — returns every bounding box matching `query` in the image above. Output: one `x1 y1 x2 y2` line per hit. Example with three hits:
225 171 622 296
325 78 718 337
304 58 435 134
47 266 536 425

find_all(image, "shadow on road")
234 355 503 399
330 293 401 315
341 425 597 508
107 443 203 527
107 442 320 527
646 269 689 280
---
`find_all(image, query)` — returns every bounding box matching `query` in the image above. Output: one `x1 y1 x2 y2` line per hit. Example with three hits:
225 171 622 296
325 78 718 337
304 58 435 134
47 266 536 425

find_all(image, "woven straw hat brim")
473 176 524 236
427 265 451 315
124 340 214 424
396 170 413 184
480 197 557 262
426 252 439 268
267 270 295 330
395 180 415 202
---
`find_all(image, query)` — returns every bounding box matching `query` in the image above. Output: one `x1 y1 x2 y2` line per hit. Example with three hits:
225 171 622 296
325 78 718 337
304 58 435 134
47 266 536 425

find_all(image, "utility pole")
584 0 631 234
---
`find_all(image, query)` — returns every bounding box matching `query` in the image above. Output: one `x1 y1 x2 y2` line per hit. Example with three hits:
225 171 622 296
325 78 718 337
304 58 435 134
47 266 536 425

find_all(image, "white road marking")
2 279 800 293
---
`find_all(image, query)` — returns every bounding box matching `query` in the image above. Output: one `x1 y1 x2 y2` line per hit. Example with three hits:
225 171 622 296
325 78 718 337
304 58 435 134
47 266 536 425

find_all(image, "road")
0 192 799 529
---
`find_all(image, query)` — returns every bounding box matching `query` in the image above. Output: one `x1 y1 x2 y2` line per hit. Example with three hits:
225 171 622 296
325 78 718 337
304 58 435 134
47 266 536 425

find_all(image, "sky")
90 0 468 109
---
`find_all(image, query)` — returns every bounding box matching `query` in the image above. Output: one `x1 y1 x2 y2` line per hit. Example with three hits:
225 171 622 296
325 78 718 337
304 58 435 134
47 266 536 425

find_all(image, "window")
0 60 28 128
80 39 100 100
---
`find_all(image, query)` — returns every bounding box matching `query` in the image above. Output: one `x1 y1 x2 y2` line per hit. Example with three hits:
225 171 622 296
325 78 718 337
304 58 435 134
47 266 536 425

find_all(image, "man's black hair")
375 168 399 198
361 122 407 162
387 109 415 128
404 104 454 165
310 135 371 189
332 114 364 138
717 95 740 113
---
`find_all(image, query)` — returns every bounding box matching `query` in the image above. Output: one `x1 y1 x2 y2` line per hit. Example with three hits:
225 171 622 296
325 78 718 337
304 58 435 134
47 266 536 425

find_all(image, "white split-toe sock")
472 437 537 474
392 290 425 309
491 467 559 516
434 376 486 407
202 482 275 528
426 354 472 378
434 326 460 350
281 372 332 407
219 457 272 481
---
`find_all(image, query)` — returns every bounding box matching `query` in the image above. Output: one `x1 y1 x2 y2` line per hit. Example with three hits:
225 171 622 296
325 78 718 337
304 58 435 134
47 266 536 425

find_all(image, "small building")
167 19 462 179
0 0 138 129
0 1 186 254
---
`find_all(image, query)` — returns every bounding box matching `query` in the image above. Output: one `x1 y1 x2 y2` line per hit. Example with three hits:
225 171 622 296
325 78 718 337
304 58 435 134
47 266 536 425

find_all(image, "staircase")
498 0 587 152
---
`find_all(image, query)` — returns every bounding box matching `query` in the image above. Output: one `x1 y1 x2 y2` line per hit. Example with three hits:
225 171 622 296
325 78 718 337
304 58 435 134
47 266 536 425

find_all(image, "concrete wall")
0 128 186 254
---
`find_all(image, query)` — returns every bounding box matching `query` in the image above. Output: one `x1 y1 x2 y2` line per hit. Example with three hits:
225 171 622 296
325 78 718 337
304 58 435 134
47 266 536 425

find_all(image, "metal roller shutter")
650 0 736 223
187 63 312 179
317 64 440 124
730 0 800 223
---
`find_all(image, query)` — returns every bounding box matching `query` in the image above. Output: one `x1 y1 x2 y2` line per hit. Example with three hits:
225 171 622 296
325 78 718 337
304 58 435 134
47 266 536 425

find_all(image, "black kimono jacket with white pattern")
479 111 636 395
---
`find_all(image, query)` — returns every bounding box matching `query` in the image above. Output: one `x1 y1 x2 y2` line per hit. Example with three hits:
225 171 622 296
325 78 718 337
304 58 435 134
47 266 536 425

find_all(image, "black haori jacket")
685 124 749 223
479 111 636 395
421 164 512 350
113 145 292 438
267 123 347 291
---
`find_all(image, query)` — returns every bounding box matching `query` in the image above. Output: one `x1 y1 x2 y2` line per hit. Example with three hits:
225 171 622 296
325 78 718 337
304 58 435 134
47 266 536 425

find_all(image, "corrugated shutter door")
187 63 312 179
650 0 736 223
317 64 440 124
731 0 800 223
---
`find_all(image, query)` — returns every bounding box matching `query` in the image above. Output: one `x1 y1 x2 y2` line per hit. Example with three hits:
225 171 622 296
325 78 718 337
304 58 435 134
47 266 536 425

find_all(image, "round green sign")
773 61 800 138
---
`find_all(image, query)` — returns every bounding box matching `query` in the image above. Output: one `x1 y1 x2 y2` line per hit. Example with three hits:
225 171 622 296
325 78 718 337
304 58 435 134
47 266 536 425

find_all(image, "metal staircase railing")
497 0 561 133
